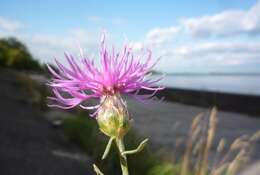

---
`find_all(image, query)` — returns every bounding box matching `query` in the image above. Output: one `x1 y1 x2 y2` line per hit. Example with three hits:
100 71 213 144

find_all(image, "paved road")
0 70 93 175
127 98 260 162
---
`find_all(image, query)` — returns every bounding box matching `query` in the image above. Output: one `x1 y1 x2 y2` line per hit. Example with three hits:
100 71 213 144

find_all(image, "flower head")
47 34 163 117
97 94 130 138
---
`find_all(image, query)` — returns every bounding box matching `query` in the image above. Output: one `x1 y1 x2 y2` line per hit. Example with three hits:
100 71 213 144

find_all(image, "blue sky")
0 0 260 73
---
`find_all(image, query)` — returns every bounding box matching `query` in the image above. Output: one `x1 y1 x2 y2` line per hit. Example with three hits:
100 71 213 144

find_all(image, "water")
30 73 260 96
155 74 260 96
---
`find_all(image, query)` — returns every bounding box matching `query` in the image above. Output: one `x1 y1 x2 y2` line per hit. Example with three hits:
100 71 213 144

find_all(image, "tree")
0 37 41 71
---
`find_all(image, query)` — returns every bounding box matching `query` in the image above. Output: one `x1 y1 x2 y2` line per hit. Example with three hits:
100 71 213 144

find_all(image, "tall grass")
177 107 260 175
63 108 259 175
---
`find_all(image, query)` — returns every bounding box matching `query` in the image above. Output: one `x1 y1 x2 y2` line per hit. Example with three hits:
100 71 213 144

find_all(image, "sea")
30 73 260 96
154 74 260 96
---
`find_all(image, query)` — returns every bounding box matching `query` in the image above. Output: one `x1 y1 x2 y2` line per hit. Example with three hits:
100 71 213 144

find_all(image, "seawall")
155 88 260 117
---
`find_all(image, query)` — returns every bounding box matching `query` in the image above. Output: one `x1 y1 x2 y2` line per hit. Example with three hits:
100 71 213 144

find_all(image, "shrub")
0 37 42 71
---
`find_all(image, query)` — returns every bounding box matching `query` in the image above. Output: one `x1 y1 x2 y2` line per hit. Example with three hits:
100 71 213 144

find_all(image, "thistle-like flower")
47 34 163 175
47 34 163 137
47 35 163 110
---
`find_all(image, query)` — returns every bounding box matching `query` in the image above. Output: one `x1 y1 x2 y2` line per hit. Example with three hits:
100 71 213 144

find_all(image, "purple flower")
47 34 163 116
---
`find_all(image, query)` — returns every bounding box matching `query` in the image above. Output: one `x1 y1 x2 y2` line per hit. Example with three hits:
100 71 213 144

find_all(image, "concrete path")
0 70 93 175
127 98 260 161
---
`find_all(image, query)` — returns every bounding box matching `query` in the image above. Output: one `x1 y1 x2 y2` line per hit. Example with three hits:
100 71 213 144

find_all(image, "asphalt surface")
128 97 260 162
0 70 93 175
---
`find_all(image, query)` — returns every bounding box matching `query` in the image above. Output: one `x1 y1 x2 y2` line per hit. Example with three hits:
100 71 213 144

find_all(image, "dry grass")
177 107 260 175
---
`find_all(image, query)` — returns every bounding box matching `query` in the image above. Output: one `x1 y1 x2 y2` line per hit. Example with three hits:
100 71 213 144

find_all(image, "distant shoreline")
155 87 260 117
166 73 260 76
161 72 260 76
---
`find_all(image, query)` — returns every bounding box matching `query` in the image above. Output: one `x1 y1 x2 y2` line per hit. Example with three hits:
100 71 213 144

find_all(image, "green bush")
0 37 42 71
147 163 181 175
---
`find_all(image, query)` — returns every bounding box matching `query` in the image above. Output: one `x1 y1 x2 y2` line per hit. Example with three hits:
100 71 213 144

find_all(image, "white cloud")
182 1 260 37
130 1 260 73
23 29 99 63
130 26 179 51
0 28 98 64
156 41 260 72
145 26 179 45
0 17 24 32
132 38 260 72
171 42 260 56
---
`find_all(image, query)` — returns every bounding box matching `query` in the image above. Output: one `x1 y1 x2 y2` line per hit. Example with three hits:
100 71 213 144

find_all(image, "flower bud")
97 94 131 138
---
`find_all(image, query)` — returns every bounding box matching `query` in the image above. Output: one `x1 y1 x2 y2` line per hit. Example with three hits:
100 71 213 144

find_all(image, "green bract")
97 94 131 138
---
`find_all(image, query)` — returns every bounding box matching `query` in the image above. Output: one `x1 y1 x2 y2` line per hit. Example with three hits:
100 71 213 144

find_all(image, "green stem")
102 137 115 160
116 138 129 175
122 138 149 156
93 164 104 175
